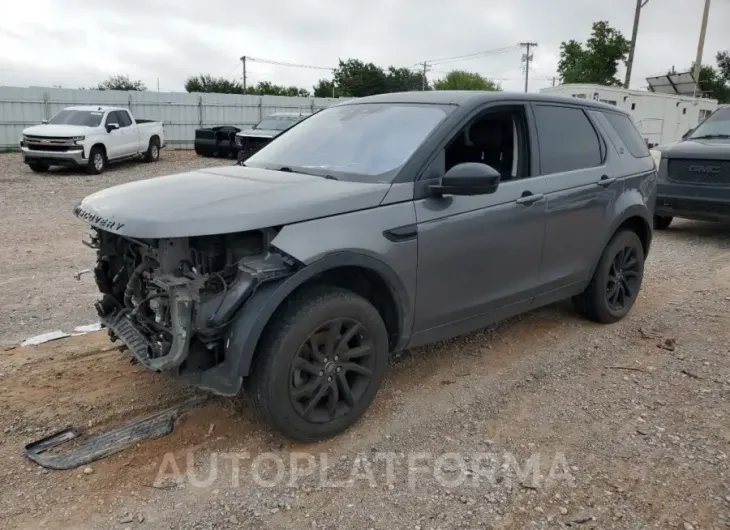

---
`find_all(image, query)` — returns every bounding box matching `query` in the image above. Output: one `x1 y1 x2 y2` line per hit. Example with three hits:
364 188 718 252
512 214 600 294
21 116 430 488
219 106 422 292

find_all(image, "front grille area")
667 159 730 186
25 143 76 152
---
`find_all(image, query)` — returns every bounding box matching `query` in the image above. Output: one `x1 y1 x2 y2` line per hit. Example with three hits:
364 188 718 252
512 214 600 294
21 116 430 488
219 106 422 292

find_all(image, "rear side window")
602 111 649 158
117 111 132 128
533 105 603 174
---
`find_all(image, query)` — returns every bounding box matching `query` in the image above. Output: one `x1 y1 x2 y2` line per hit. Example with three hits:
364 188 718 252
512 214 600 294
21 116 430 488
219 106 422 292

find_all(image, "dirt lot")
1 151 730 529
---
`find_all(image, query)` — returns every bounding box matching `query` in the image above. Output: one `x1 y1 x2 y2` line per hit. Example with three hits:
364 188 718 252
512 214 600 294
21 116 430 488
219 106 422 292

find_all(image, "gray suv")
73 91 656 441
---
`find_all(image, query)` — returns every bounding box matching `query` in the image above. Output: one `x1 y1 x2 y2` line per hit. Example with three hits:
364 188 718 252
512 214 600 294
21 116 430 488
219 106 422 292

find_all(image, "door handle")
597 175 617 188
515 192 544 205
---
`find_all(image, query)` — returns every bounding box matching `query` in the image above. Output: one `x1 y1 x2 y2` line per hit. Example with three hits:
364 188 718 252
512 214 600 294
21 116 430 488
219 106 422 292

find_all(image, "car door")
410 103 547 347
115 110 137 156
528 103 618 307
104 111 125 159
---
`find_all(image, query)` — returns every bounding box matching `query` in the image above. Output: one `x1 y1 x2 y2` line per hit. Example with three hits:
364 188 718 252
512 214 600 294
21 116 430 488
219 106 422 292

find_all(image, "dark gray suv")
73 91 656 441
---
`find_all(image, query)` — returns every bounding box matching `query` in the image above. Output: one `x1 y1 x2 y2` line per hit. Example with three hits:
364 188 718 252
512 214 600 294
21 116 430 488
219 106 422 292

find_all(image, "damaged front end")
88 228 298 383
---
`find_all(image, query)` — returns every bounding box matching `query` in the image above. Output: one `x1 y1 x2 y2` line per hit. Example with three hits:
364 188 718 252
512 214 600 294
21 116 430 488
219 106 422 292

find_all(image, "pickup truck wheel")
87 147 106 175
246 286 389 442
653 215 673 230
28 162 49 173
573 230 645 324
144 138 160 162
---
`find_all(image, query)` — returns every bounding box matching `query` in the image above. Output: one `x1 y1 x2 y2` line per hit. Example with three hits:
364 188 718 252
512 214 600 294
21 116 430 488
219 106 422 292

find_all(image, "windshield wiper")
277 166 338 180
691 134 730 139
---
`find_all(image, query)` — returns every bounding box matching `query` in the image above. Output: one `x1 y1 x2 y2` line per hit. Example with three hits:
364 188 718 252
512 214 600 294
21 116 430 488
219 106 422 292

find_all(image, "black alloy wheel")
289 318 374 423
605 246 640 311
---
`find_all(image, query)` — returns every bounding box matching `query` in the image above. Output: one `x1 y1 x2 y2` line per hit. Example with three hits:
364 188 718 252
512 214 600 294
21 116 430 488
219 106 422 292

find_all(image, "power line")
247 56 335 71
422 45 521 66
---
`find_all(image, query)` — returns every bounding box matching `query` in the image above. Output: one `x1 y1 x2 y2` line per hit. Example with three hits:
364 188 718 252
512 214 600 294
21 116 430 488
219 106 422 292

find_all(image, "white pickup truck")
21 106 165 174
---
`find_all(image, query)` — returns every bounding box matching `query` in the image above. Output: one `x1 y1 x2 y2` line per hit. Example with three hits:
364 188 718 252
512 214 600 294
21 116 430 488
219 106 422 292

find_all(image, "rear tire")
87 147 106 175
28 162 49 173
144 137 160 162
573 230 645 324
653 215 673 230
245 286 389 442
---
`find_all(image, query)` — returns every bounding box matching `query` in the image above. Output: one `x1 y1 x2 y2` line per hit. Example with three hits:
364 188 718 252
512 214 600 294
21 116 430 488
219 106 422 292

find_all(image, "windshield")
244 103 452 182
689 107 730 139
48 110 104 127
256 115 301 131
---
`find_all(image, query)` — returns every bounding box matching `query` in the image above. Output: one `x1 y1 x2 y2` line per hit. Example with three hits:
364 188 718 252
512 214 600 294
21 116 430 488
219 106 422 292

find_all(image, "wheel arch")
225 251 412 378
589 206 652 279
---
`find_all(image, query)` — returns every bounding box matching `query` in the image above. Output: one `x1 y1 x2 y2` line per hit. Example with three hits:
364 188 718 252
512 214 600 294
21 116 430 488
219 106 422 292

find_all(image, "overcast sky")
1 0 728 94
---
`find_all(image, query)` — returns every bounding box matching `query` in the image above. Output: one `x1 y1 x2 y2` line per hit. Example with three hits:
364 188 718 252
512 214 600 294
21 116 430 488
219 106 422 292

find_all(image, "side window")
105 111 120 127
533 105 603 174
117 111 132 128
601 111 650 158
442 106 529 181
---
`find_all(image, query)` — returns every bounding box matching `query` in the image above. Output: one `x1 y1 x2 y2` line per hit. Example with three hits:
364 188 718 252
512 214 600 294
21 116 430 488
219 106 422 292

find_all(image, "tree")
690 62 730 104
433 70 501 91
716 51 730 82
557 21 630 86
385 66 428 92
313 79 339 98
184 75 309 97
333 59 388 97
185 74 243 94
94 75 147 91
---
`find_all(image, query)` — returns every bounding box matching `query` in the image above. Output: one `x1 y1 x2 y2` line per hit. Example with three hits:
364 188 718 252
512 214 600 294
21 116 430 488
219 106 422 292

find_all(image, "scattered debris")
640 326 663 340
73 269 92 281
681 369 703 380
658 338 677 351
73 322 102 333
83 466 94 475
606 365 647 373
21 330 70 347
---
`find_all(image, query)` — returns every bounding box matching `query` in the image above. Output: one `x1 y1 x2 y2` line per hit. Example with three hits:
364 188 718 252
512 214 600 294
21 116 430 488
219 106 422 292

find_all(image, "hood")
236 128 282 139
23 124 94 137
73 165 391 238
656 138 730 160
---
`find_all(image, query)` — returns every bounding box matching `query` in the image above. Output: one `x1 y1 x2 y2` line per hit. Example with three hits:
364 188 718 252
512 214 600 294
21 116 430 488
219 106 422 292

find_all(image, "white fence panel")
0 86 350 149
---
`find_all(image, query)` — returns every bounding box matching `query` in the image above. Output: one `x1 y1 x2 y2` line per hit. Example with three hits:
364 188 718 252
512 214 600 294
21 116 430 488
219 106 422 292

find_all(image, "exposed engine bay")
88 227 297 375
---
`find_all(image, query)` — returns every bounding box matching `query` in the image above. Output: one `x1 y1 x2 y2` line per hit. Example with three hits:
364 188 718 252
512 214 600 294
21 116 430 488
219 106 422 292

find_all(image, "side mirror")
106 123 120 133
429 162 501 196
41 119 49 124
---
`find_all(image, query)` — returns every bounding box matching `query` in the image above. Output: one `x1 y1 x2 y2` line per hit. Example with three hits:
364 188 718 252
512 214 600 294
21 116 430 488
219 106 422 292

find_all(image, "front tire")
573 230 645 324
28 162 49 173
87 147 106 175
653 215 673 230
245 286 389 442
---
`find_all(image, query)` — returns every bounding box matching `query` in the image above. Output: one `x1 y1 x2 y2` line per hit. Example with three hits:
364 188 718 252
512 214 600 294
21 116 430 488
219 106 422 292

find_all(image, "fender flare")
224 251 413 378
588 204 652 279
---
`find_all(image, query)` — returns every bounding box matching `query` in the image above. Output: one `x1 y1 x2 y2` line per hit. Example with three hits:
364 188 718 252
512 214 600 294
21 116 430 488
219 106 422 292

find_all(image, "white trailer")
540 84 718 147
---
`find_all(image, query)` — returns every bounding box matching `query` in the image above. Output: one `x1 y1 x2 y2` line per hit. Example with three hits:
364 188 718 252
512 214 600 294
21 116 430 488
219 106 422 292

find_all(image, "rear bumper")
656 181 730 221
21 147 86 166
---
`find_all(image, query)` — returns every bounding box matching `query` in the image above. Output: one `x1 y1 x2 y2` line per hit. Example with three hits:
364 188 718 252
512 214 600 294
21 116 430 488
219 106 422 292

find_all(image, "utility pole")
624 0 651 89
693 0 712 95
242 56 247 93
552 76 556 87
520 42 537 93
421 62 429 91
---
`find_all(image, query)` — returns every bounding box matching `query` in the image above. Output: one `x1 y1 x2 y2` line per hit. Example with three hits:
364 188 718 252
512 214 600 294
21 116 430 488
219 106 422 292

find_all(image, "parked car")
193 125 241 159
73 91 656 442
21 106 164 174
652 105 730 229
235 112 310 163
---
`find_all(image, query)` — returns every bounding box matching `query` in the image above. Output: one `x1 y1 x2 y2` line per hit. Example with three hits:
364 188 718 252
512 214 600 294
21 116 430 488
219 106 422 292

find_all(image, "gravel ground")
0 150 231 344
1 152 730 529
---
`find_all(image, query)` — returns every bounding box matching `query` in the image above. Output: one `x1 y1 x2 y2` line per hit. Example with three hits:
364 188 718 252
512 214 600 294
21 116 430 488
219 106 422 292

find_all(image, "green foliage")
94 75 147 91
432 70 501 91
716 51 730 83
690 61 730 104
333 59 388 97
313 79 339 98
558 21 630 86
184 75 309 97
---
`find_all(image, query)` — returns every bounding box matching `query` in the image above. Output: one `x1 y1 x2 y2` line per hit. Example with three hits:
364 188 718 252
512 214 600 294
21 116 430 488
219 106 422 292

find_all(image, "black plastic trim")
383 224 417 242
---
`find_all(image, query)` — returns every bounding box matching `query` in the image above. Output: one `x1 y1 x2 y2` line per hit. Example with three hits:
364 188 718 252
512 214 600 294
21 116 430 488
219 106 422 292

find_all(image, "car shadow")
659 219 730 246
